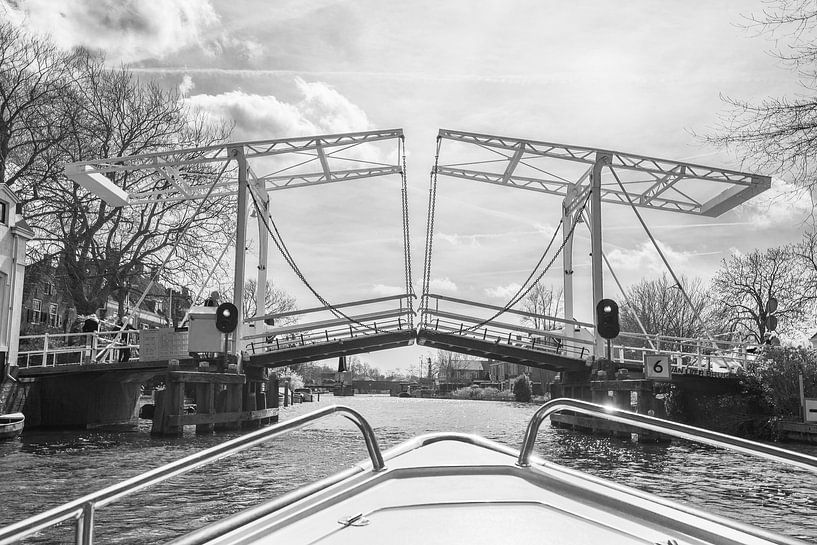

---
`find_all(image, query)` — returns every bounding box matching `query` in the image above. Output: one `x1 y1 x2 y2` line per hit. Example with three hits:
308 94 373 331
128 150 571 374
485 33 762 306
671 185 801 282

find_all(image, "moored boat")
0 399 815 544
293 388 313 402
0 412 24 440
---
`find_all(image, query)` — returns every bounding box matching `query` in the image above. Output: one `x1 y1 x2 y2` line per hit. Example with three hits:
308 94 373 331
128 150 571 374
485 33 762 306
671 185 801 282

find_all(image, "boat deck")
175 437 800 545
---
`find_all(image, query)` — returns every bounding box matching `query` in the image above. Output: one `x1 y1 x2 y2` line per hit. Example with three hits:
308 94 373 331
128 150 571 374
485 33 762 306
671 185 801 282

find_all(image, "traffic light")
596 299 620 340
215 302 239 333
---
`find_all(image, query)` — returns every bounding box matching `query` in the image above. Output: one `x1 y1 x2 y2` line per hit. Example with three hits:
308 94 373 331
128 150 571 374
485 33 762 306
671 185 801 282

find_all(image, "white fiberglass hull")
170 434 805 545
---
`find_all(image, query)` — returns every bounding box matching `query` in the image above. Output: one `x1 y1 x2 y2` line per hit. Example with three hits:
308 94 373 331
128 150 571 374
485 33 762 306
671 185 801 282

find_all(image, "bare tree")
17 51 234 317
795 229 817 290
620 273 721 342
520 281 563 331
712 246 815 342
706 1 817 197
239 279 296 321
434 349 459 382
0 22 74 187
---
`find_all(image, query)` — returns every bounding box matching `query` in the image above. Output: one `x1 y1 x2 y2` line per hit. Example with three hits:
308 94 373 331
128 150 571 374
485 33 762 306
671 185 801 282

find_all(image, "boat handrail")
0 405 384 545
518 398 817 473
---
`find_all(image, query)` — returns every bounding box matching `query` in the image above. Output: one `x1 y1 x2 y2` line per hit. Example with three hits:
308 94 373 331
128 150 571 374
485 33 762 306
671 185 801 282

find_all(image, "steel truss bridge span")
49 127 771 377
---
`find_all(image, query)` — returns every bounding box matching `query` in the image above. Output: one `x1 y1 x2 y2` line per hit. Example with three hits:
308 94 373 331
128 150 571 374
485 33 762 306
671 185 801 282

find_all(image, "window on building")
0 201 7 225
32 299 41 323
48 304 58 327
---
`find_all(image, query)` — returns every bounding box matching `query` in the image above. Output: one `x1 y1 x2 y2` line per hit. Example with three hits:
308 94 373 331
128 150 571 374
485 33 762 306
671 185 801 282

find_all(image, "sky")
3 0 814 371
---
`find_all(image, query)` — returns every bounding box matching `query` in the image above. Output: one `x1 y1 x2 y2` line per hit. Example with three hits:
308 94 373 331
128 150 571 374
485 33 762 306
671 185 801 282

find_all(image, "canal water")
1 395 816 543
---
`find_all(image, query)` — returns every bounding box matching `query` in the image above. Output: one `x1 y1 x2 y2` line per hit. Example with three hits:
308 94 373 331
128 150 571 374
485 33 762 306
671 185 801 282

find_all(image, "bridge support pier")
151 370 278 436
242 367 276 429
20 373 143 430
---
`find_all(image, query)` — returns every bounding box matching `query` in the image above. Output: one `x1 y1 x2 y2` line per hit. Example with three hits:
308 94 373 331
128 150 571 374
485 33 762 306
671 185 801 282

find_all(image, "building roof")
449 359 488 371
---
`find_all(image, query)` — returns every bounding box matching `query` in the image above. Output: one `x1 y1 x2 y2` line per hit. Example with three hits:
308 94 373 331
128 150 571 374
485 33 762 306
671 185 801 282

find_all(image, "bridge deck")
245 329 416 368
16 358 193 377
15 289 751 383
416 329 588 373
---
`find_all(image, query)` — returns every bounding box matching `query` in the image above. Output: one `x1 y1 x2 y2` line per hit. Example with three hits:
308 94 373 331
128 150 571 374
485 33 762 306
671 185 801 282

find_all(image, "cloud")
178 74 195 97
605 241 699 277
206 34 264 61
734 178 813 228
371 284 403 296
435 232 482 248
429 277 457 292
5 0 219 63
185 77 371 140
484 283 523 299
435 227 558 248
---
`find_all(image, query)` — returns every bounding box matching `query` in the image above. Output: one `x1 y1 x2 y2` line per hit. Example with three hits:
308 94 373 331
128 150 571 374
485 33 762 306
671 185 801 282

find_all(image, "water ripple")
1 395 815 543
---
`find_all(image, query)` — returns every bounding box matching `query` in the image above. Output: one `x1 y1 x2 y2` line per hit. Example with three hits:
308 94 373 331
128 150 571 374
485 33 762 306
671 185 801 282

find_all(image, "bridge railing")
611 331 751 377
17 330 141 368
420 294 596 361
615 330 748 353
243 294 415 355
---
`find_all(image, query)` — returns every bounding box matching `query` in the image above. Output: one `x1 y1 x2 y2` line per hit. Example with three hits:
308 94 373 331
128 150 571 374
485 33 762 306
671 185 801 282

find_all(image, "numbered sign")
644 354 672 381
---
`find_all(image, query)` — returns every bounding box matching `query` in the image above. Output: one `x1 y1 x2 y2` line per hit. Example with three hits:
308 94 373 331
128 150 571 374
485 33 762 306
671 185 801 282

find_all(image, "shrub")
450 386 515 401
512 374 532 402
746 346 817 418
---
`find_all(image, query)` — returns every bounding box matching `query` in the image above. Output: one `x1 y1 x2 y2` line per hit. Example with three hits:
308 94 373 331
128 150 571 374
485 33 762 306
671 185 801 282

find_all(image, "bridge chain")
399 136 414 327
419 137 442 326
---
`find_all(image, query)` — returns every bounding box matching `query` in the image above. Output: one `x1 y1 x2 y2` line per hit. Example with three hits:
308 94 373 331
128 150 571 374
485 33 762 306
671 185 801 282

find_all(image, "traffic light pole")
255 175 270 330
590 154 609 359
562 185 577 342
231 146 248 372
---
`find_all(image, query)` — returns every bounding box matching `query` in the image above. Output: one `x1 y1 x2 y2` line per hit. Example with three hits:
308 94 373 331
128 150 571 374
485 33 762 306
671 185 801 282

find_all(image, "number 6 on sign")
644 354 672 381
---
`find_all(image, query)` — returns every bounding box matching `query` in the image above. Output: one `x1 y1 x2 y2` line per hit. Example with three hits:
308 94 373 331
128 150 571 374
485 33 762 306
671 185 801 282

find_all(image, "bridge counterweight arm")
436 129 771 217
69 129 404 174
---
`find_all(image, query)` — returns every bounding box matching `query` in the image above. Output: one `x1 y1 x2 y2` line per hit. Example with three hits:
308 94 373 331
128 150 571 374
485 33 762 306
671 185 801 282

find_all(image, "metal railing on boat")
6 399 817 544
0 406 384 545
518 398 817 474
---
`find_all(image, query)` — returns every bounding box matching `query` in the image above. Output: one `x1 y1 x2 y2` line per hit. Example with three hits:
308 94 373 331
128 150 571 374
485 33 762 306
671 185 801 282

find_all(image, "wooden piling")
150 368 278 436
150 389 166 435
195 382 215 434
268 374 279 424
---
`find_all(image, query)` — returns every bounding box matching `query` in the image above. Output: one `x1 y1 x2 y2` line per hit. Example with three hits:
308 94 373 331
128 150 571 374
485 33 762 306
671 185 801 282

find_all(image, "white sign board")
139 328 189 360
644 354 672 381
805 398 817 423
188 306 224 352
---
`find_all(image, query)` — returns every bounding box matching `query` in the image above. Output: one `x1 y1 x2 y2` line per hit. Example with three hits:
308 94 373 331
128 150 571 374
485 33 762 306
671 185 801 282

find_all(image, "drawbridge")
51 128 770 377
